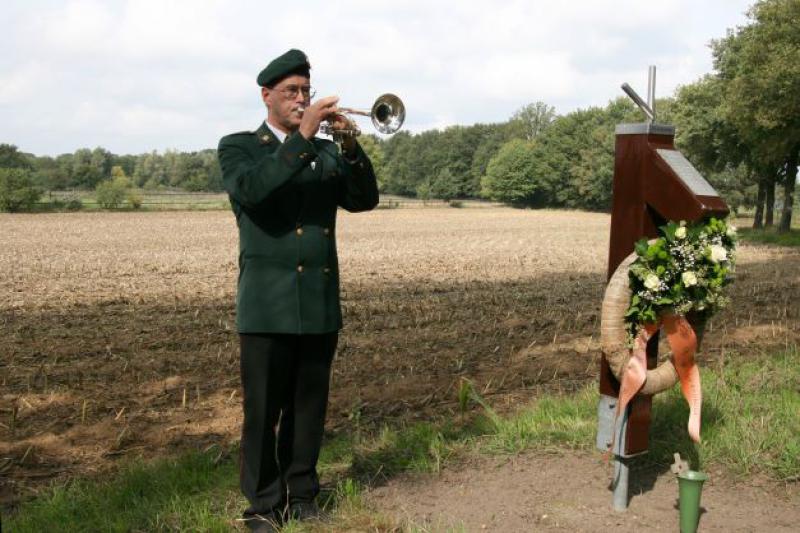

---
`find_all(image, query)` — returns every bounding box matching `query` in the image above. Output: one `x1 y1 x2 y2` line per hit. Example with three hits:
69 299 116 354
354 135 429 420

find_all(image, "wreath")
601 217 736 445
625 217 737 342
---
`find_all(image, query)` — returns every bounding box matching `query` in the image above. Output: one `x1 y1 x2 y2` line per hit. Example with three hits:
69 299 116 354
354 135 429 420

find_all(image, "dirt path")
369 452 800 532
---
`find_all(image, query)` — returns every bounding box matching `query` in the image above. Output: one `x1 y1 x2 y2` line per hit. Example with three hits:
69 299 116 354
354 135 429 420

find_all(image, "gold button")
323 267 331 274
297 265 304 273
296 227 304 236
323 228 330 236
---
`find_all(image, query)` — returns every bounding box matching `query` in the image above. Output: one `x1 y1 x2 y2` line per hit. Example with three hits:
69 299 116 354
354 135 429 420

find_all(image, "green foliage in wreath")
624 217 737 340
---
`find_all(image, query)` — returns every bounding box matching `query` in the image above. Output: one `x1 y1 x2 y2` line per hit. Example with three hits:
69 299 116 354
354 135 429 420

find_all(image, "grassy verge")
738 226 800 247
646 345 800 477
35 190 231 212
7 345 798 531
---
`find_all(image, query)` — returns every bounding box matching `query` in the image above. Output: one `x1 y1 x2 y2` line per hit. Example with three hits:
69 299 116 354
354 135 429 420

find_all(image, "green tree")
525 99 636 210
112 154 138 178
134 151 168 189
0 167 42 212
31 156 63 190
51 154 75 190
712 0 800 232
71 148 103 189
0 144 34 169
95 175 132 209
672 74 778 225
110 165 128 180
183 173 209 192
481 139 538 205
469 122 520 195
438 126 483 197
415 180 431 203
430 167 460 201
358 135 386 190
508 101 557 141
382 131 416 195
91 147 113 178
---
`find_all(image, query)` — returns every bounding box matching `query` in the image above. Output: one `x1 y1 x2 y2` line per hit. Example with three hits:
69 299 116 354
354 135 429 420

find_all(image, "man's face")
262 74 312 133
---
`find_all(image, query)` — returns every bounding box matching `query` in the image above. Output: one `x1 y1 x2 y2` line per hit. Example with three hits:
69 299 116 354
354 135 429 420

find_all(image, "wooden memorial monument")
597 67 729 510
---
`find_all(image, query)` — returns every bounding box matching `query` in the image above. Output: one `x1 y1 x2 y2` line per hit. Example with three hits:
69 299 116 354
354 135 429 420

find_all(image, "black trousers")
239 332 338 516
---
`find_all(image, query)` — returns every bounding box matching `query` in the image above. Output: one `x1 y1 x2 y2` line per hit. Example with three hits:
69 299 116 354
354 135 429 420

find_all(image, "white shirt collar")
264 121 287 143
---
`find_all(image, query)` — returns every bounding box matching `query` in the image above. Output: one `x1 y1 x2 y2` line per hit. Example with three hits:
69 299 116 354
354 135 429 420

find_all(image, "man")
217 49 378 532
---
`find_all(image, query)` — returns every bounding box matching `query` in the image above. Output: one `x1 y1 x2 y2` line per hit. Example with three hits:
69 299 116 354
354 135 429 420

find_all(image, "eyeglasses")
276 85 315 100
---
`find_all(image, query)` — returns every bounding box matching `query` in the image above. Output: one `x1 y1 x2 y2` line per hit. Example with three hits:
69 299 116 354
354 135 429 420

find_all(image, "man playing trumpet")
217 49 378 532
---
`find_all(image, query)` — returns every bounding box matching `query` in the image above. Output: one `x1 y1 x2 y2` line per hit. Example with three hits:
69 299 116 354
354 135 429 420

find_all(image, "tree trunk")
765 177 776 227
778 147 798 233
753 178 766 229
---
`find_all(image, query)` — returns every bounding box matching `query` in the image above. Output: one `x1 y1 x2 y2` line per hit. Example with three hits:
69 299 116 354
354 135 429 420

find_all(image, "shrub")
66 198 84 211
183 174 209 192
0 168 42 212
95 176 132 209
126 190 143 209
415 181 431 203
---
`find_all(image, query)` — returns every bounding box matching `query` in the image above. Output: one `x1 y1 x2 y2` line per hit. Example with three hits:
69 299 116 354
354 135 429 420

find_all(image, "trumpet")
319 93 405 142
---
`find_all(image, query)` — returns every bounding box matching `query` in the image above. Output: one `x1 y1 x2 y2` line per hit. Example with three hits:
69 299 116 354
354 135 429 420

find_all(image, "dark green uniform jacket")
218 122 379 334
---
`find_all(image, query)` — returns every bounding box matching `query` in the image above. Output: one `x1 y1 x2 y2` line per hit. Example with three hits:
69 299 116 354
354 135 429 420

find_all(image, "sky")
1 0 754 157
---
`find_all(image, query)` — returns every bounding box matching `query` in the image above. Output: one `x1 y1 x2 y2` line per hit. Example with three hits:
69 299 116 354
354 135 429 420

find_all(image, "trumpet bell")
371 93 405 134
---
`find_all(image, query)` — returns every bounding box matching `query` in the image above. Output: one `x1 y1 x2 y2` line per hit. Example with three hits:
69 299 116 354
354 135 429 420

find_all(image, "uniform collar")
255 121 288 145
254 122 272 144
266 121 288 143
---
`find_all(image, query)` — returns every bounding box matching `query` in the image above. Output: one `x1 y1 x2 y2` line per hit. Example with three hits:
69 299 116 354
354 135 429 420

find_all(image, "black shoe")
288 500 328 522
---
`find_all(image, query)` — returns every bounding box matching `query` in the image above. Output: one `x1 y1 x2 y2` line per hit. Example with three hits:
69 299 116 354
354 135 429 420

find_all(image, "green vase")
678 470 708 533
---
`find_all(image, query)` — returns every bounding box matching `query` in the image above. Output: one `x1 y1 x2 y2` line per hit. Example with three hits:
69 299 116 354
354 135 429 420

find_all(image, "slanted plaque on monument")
655 149 720 198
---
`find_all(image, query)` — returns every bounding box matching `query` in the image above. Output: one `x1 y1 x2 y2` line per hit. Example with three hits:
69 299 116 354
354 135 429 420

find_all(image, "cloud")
0 62 49 105
0 0 753 155
37 0 115 56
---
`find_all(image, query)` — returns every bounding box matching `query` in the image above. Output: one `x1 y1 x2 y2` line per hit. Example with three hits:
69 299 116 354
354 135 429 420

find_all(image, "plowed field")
2 208 798 508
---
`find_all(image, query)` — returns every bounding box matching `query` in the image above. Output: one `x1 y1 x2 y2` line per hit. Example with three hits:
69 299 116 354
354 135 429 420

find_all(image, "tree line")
0 144 222 211
1 0 796 229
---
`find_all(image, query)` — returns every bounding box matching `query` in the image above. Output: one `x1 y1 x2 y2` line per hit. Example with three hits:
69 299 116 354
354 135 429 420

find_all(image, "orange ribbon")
611 315 702 455
663 314 702 443
608 322 657 457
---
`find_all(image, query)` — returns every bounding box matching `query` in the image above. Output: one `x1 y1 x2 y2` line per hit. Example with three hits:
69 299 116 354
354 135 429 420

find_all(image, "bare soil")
370 451 800 532
1 209 798 521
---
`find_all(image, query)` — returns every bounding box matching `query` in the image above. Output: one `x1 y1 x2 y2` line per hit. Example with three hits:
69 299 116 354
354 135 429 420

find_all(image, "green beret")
257 49 311 87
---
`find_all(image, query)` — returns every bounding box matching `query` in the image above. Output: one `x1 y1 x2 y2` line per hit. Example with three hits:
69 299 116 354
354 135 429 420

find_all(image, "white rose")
727 225 737 237
675 226 687 239
644 273 660 291
709 245 728 263
682 271 698 287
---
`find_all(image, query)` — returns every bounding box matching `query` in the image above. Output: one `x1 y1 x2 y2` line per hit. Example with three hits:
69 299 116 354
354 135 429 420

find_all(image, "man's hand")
298 96 340 140
329 114 359 154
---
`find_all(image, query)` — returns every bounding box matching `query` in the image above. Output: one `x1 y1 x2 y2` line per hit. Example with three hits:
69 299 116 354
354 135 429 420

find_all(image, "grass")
738 226 800 247
30 190 500 212
7 345 799 531
37 190 231 211
650 345 800 478
7 447 240 532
